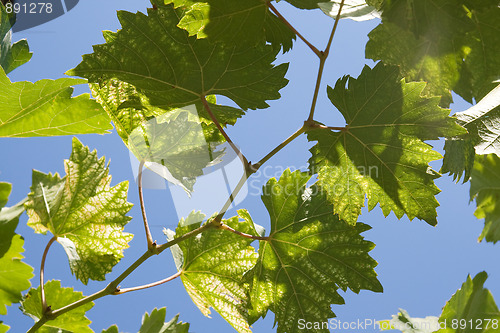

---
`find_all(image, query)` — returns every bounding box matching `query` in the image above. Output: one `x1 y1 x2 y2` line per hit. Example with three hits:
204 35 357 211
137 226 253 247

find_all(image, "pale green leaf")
436 272 500 333
0 322 8 333
170 0 295 52
378 309 439 333
470 154 500 243
319 0 380 22
21 280 93 333
284 0 330 10
307 63 465 225
0 3 32 73
167 210 259 333
0 183 33 316
249 169 382 333
26 137 133 284
0 67 112 137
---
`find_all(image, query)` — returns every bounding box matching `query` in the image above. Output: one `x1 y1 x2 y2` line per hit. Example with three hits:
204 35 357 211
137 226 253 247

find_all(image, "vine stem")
200 96 249 169
115 271 182 295
307 0 345 121
219 223 269 241
267 1 321 57
138 159 154 249
40 236 56 314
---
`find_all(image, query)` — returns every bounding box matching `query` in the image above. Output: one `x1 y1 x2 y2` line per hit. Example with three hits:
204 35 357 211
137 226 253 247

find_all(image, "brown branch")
114 271 182 295
138 160 154 250
40 236 57 314
267 1 321 57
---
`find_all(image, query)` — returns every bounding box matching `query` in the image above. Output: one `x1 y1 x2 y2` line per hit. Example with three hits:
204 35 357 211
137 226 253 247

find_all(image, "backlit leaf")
0 3 32 73
319 0 380 22
26 138 133 284
249 169 382 333
307 63 465 225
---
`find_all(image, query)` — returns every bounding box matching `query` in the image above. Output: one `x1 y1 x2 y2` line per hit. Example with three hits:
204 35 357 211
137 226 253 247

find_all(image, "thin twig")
219 223 269 241
307 0 345 121
213 173 248 225
200 96 248 169
115 271 182 295
267 1 321 57
138 160 154 249
40 236 57 314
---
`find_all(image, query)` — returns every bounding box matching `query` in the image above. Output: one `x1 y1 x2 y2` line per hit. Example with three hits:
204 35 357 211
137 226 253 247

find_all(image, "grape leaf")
0 3 32 74
249 169 382 333
470 154 500 243
102 308 189 333
366 0 500 106
26 137 133 284
436 272 500 333
21 280 93 333
440 137 476 183
284 0 330 10
166 210 259 333
169 0 295 52
307 63 466 225
319 0 380 22
0 322 7 333
378 309 439 333
0 67 112 137
0 183 33 316
68 2 289 111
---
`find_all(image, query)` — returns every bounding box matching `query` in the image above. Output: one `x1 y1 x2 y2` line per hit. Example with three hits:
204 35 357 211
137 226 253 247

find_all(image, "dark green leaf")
68 3 289 111
0 67 112 137
440 138 476 183
170 0 295 52
26 138 133 284
166 211 259 333
249 169 382 333
0 3 32 73
307 63 465 225
102 325 119 333
470 154 500 243
436 272 500 333
21 280 93 333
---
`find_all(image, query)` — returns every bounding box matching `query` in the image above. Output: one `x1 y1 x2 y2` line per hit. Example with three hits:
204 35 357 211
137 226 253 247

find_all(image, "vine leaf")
284 0 330 10
68 2 289 111
102 308 190 333
0 183 33 317
165 211 259 333
249 169 382 333
169 0 295 52
378 309 439 333
21 280 94 333
436 272 500 333
0 67 112 137
0 3 32 74
307 63 466 225
470 154 500 243
26 137 134 284
366 1 500 106
319 0 380 22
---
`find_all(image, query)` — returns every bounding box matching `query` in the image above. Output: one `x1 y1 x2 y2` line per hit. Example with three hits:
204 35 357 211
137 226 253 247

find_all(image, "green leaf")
0 67 112 137
284 0 330 10
0 183 33 316
436 272 500 333
0 322 8 333
26 137 133 284
21 280 94 333
249 169 382 333
0 3 32 73
166 211 259 333
366 0 500 106
319 0 380 22
170 0 295 52
68 2 289 111
307 63 465 225
102 308 189 333
470 154 500 243
440 137 476 183
378 309 439 333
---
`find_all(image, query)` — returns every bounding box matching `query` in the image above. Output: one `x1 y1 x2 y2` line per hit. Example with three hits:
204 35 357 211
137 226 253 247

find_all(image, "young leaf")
0 67 112 137
470 154 500 243
68 2 289 111
166 211 259 333
0 183 33 316
378 309 439 333
0 3 32 73
102 308 189 333
436 272 500 333
169 0 295 52
319 0 380 22
21 280 94 333
249 169 382 333
26 137 133 284
307 63 465 225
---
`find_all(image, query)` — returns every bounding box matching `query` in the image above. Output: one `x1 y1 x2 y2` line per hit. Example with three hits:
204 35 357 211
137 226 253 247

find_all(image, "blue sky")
2 1 500 332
